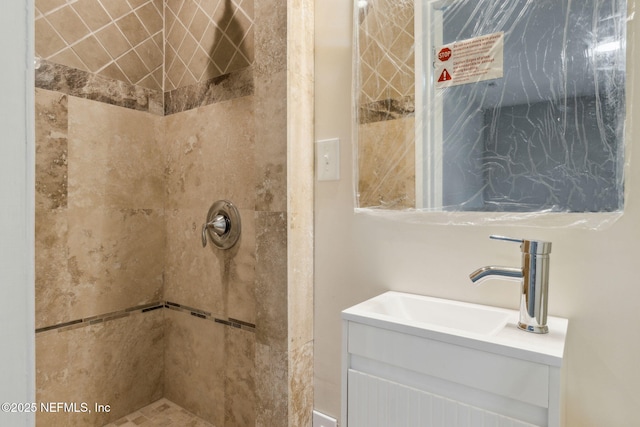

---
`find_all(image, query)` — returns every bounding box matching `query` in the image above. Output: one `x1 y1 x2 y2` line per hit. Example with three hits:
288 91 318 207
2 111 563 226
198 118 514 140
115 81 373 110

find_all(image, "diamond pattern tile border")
36 0 164 91
35 0 255 93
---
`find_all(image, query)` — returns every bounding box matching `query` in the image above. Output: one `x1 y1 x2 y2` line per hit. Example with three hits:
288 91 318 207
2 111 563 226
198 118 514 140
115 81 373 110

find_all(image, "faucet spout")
469 235 552 334
469 266 523 284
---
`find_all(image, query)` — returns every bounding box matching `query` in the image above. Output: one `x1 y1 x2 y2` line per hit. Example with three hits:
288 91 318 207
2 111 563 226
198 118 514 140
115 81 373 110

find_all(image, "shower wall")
34 0 313 426
35 88 166 426
163 90 258 426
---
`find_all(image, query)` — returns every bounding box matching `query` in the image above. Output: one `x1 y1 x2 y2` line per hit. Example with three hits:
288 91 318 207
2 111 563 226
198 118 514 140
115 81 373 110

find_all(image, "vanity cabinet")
341 293 568 427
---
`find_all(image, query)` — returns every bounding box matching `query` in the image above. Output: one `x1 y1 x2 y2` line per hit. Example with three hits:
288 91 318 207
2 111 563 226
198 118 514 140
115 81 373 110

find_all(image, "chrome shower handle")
201 200 241 250
201 214 229 247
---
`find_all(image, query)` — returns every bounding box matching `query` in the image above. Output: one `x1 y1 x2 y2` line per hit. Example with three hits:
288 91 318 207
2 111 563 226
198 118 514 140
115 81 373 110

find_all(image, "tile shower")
34 0 313 426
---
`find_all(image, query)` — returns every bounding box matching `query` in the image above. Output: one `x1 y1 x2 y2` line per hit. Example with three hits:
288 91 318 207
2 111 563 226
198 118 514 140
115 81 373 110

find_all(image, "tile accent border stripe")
359 96 416 124
165 301 256 333
164 67 254 115
35 302 256 334
35 60 164 116
35 60 255 117
35 302 164 334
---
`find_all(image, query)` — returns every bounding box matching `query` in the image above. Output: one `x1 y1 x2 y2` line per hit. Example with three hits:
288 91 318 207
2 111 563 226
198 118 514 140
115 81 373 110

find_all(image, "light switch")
316 138 340 181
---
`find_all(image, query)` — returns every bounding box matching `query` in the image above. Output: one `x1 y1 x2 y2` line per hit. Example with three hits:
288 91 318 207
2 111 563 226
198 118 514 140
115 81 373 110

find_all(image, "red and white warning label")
434 31 504 89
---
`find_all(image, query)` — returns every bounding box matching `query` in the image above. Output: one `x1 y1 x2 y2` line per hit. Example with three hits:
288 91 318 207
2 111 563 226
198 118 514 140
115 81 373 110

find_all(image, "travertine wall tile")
37 207 165 327
165 309 257 427
100 0 133 19
67 96 165 209
255 211 287 350
35 18 67 58
72 0 112 31
35 0 257 96
35 0 163 91
164 206 257 323
255 343 288 427
164 96 256 211
46 6 90 45
35 209 71 328
289 341 313 427
224 322 257 427
164 68 254 115
35 61 164 115
36 310 164 426
254 0 286 78
226 208 257 324
35 92 166 327
286 2 314 425
163 87 259 427
36 0 68 15
286 0 314 351
35 89 68 212
254 71 287 212
165 0 254 91
164 309 226 426
164 207 226 316
65 207 165 318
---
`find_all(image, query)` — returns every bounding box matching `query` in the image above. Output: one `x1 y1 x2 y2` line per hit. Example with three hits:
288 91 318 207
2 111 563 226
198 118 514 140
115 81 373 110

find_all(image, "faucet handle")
489 235 552 254
489 235 523 244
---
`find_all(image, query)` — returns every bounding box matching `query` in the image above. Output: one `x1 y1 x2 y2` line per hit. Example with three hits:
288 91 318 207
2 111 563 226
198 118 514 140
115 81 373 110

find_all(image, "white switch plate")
316 138 340 181
313 410 338 427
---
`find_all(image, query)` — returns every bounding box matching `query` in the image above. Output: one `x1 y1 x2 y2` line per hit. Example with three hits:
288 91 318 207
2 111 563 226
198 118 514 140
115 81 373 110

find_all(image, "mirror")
355 0 626 214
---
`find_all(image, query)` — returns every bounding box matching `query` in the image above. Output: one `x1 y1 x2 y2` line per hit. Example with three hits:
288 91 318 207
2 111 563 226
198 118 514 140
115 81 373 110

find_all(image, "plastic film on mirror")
352 0 630 230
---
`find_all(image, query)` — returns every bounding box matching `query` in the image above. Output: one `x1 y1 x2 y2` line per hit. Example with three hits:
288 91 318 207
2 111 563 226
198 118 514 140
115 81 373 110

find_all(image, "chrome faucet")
469 235 552 334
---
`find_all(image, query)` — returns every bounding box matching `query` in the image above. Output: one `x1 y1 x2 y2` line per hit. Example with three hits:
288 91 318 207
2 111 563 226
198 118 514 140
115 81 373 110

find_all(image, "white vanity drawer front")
348 369 541 427
347 322 550 409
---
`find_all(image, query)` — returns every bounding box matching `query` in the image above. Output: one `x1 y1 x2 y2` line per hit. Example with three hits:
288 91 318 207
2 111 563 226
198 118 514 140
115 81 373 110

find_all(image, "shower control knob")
201 200 241 250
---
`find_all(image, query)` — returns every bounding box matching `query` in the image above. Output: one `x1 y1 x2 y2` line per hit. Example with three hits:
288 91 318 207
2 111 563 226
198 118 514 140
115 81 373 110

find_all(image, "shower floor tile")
103 398 214 427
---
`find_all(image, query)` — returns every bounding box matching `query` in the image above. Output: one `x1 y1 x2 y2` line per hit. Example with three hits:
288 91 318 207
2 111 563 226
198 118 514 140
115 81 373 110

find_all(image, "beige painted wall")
314 1 640 425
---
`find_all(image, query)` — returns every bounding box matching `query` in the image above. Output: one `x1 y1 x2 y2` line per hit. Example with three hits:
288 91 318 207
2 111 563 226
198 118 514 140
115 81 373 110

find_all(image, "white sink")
342 292 570 426
347 291 510 336
342 291 568 366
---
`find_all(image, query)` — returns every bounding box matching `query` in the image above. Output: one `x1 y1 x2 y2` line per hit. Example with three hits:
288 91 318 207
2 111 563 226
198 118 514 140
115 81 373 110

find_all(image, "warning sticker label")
434 31 504 89
438 69 451 82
